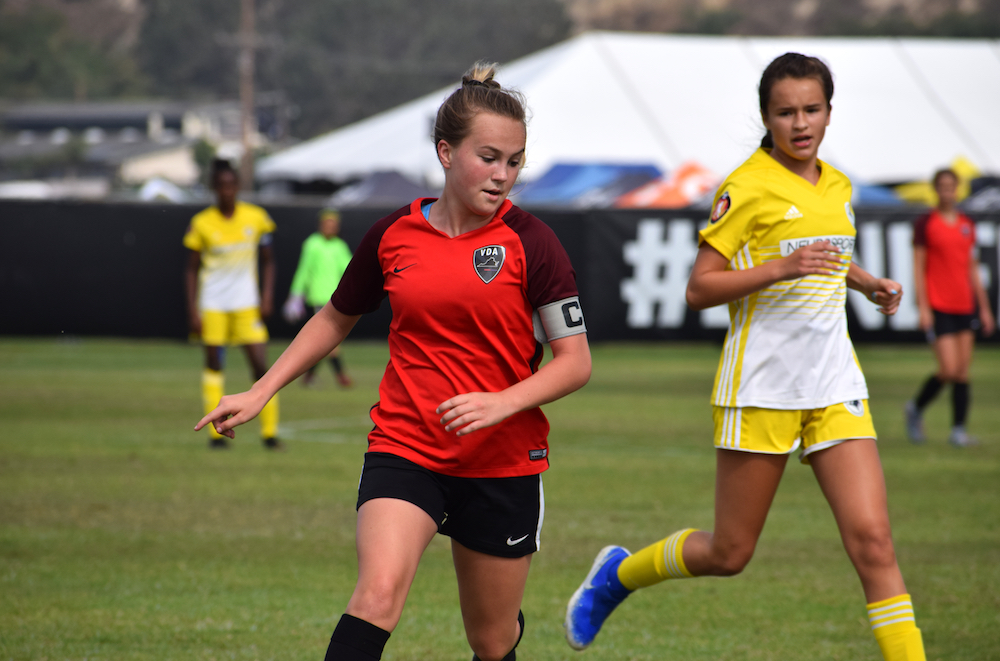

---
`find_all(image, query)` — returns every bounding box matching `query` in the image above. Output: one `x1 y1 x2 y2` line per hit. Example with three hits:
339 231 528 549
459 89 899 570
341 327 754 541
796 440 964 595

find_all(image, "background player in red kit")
905 168 995 447
196 62 592 661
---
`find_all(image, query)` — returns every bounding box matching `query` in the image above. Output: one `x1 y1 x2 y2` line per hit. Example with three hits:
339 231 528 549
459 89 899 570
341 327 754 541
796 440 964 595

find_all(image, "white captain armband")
259 233 274 246
532 296 587 343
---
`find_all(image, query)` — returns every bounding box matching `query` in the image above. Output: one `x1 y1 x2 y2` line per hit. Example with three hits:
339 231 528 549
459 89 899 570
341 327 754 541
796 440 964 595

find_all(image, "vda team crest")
473 245 506 283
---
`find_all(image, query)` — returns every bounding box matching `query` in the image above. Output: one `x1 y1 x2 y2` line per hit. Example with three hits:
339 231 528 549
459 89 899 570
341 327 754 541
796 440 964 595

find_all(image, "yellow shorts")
713 400 877 464
200 308 269 346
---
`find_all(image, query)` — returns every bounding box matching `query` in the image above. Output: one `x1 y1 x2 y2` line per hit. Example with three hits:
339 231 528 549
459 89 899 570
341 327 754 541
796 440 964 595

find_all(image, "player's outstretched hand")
869 278 903 316
437 392 515 436
779 240 845 280
195 390 269 439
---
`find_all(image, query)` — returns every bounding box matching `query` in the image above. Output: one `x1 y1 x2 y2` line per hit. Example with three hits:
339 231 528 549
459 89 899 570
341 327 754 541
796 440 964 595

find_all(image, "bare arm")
970 252 996 336
195 302 361 437
685 240 845 311
911 246 931 331
846 262 903 316
436 332 592 436
259 243 276 320
184 249 201 336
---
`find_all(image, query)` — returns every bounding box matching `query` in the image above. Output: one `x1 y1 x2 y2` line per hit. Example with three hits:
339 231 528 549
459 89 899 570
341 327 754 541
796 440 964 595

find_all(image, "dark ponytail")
758 53 834 148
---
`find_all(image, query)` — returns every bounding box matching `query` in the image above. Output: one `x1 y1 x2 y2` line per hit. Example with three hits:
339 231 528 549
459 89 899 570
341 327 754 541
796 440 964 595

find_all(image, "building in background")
0 95 290 199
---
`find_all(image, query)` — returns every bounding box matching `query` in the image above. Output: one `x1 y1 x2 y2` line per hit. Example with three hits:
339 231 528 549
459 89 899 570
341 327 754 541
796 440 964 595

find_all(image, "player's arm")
436 332 591 436
184 249 202 335
970 248 996 336
196 302 360 438
846 262 902 316
288 241 311 298
259 241 276 320
911 245 931 330
685 240 844 310
283 242 310 323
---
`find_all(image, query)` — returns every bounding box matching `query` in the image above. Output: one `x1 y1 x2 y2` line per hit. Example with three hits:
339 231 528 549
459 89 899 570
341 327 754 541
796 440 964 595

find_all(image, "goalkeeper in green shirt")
283 208 354 387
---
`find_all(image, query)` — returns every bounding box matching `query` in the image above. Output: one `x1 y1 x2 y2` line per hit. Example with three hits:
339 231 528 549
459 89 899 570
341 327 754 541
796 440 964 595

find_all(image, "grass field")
1 337 998 661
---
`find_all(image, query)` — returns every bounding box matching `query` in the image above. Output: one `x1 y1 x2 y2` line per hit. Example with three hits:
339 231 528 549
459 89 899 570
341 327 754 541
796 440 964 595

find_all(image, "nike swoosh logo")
393 264 416 273
506 534 530 546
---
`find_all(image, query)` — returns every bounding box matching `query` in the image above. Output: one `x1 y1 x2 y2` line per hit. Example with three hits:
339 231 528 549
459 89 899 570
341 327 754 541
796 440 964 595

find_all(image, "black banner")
0 200 392 339
1 200 997 342
577 209 1000 342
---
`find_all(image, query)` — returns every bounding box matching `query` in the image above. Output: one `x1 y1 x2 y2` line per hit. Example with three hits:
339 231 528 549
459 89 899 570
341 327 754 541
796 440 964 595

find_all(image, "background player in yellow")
282 208 354 388
184 159 282 450
565 54 926 661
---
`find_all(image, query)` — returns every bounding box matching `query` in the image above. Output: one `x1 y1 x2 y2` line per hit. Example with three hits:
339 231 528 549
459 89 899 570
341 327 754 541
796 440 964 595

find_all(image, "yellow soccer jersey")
183 201 276 312
699 148 868 410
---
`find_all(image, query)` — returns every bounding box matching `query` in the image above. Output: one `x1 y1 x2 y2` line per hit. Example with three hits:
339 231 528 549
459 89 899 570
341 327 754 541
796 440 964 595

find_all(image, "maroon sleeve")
912 213 931 247
330 207 407 315
502 207 579 309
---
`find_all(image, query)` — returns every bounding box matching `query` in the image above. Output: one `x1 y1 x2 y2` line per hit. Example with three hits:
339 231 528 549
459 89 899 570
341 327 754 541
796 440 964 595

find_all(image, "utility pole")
238 0 256 191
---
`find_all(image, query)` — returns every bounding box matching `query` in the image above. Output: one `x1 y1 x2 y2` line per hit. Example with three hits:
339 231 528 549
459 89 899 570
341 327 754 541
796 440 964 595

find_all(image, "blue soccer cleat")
565 545 632 650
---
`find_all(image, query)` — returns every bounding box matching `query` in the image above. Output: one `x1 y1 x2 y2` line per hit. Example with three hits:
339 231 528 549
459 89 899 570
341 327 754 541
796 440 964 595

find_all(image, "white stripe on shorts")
534 476 545 551
721 407 742 449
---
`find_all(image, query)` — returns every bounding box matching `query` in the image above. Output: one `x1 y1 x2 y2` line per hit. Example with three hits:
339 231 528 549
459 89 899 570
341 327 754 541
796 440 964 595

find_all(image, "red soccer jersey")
332 198 581 478
913 210 977 314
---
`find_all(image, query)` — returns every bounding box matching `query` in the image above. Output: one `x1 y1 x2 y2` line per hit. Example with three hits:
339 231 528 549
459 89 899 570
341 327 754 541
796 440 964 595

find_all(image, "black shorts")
933 309 979 338
357 452 544 558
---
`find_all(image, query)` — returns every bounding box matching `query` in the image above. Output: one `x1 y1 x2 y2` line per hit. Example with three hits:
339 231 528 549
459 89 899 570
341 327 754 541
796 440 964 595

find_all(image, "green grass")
1 338 998 660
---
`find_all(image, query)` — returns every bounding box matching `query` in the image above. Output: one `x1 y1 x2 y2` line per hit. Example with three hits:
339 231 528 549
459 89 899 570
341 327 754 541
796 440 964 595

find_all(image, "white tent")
257 32 1000 188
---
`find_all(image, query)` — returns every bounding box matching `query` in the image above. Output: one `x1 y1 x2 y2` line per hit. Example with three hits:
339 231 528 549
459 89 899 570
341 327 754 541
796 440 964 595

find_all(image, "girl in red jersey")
196 62 591 661
905 168 995 447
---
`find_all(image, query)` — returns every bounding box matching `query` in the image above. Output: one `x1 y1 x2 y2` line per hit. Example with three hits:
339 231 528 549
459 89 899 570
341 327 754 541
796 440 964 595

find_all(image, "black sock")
952 382 970 427
472 611 524 661
915 375 944 410
330 356 344 375
324 614 390 661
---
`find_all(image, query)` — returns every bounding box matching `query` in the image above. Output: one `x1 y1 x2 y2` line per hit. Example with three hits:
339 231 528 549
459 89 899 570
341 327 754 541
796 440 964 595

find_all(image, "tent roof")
327 170 437 208
257 32 1000 187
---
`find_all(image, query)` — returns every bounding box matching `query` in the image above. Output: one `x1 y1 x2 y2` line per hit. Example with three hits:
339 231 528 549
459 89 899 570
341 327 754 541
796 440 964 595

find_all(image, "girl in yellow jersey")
565 53 926 661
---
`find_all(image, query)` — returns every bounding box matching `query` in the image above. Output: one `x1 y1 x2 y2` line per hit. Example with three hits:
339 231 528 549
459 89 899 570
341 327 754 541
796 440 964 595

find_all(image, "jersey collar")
757 147 830 196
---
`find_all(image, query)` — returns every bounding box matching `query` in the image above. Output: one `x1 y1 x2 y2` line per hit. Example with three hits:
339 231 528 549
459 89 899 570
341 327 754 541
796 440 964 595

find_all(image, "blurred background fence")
2 200 997 342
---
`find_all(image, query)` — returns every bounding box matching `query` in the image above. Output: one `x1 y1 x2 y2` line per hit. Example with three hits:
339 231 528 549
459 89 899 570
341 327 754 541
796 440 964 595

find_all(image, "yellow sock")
202 369 224 439
616 528 697 590
868 594 926 661
259 393 279 440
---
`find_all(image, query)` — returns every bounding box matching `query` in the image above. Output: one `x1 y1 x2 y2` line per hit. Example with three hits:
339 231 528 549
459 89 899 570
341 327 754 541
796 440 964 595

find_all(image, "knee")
709 538 755 577
469 636 515 661
845 525 897 571
467 624 518 661
937 370 959 383
347 580 406 630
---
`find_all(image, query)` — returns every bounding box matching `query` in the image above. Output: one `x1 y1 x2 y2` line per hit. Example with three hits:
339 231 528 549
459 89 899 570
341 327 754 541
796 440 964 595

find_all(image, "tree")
0 5 144 100
135 0 572 138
